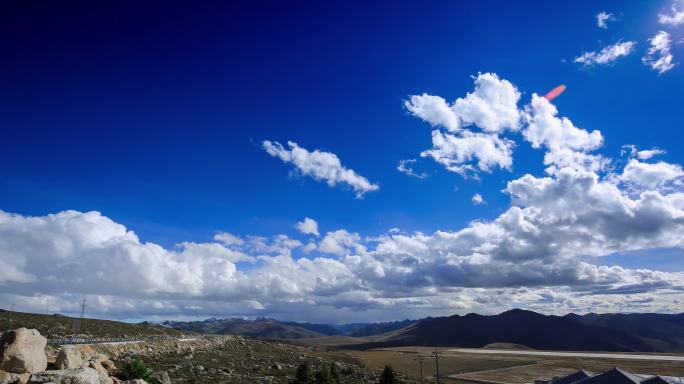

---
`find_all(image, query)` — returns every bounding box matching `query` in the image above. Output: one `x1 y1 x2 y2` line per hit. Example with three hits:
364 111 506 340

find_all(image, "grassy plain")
344 347 684 384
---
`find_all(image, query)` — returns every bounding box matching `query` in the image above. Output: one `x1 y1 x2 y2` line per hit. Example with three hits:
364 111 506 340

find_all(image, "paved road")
447 348 684 362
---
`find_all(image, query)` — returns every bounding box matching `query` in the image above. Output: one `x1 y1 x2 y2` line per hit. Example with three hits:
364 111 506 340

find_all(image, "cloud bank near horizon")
2 73 684 323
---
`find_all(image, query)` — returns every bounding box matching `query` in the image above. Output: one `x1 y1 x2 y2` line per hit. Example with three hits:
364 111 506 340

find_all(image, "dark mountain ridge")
347 309 654 352
163 310 684 352
565 312 684 352
350 319 416 337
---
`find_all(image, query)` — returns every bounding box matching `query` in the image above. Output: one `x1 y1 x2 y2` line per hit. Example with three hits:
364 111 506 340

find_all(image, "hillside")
162 317 326 339
346 309 654 352
350 319 416 337
566 312 684 352
0 309 185 338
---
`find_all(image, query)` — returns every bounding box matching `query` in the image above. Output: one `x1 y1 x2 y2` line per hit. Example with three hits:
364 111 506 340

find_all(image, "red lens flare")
544 84 566 101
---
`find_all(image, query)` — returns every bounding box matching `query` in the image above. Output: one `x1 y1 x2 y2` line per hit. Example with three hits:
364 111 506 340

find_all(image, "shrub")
379 365 398 384
330 362 341 383
118 356 152 381
315 364 336 384
292 362 314 384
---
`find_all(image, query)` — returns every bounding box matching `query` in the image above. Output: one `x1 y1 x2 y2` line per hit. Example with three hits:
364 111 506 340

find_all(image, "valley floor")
345 347 684 384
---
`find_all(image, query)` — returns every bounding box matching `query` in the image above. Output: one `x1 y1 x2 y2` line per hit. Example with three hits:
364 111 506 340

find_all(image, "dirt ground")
344 347 684 384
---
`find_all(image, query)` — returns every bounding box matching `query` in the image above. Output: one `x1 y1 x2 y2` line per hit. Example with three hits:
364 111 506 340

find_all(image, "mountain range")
163 309 684 352
161 317 416 339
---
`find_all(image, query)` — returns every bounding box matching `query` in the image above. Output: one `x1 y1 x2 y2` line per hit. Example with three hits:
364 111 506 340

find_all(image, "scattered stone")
55 346 83 370
28 368 100 384
99 360 115 373
0 329 49 374
149 371 171 384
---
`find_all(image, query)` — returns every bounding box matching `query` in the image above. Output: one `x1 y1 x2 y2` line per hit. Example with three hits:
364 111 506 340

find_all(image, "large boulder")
0 371 30 384
86 361 112 384
0 328 48 374
28 368 99 384
55 346 83 370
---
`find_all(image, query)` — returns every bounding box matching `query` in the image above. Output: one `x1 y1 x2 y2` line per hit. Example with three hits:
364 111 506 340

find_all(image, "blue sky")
1 1 684 322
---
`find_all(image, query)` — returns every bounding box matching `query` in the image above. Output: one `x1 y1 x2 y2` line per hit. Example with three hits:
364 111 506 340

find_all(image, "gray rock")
55 346 83 370
149 371 171 384
0 328 48 374
28 368 100 384
0 371 30 384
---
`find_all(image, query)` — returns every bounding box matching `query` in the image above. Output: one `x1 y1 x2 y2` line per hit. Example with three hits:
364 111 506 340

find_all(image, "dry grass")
346 349 537 381
342 347 684 384
0 309 185 338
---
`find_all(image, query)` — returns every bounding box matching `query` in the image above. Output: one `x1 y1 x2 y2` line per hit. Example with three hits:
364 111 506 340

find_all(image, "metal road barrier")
46 335 180 345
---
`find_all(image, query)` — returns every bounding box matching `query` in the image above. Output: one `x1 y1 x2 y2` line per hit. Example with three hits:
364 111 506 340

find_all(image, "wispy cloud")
263 140 379 198
596 12 615 29
471 193 485 205
659 1 684 26
397 159 428 179
642 31 675 74
574 41 636 66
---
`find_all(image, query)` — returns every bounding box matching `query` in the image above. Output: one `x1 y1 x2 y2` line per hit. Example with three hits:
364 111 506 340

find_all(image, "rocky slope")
0 310 184 339
1 328 385 384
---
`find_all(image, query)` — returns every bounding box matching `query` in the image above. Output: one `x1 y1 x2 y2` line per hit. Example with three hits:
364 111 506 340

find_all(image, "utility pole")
9 303 15 323
432 350 440 384
414 353 424 383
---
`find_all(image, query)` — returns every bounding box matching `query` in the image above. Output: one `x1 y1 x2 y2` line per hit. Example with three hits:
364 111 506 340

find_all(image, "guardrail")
46 335 181 345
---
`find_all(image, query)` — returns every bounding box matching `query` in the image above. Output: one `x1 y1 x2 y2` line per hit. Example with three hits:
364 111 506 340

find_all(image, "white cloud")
296 217 320 237
404 94 459 132
318 230 366 257
524 95 603 152
574 41 636 66
618 159 684 190
643 31 675 74
406 73 524 178
262 140 379 198
637 148 666 160
2 162 684 322
4 75 684 322
406 73 521 134
214 232 244 247
471 193 485 205
397 159 428 179
421 130 515 177
659 1 684 26
523 94 606 173
596 12 615 29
